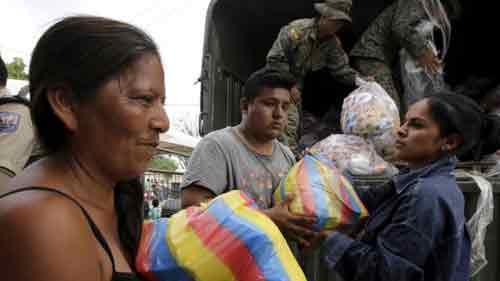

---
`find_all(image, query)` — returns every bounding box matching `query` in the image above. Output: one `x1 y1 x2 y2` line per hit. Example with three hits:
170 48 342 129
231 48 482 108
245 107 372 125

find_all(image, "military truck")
198 0 499 279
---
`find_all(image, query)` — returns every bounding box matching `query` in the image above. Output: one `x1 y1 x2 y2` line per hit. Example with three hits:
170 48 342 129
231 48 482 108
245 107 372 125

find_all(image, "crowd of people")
0 0 499 280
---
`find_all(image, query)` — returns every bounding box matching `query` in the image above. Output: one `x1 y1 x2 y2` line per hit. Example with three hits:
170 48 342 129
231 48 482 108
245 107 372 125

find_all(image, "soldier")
350 0 445 111
266 0 360 156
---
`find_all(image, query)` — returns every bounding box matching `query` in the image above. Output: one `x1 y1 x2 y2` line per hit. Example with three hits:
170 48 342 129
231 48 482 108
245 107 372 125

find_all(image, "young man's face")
242 86 291 141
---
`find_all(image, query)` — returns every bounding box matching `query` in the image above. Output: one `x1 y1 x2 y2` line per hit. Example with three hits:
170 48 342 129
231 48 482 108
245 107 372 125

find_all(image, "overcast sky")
0 0 210 125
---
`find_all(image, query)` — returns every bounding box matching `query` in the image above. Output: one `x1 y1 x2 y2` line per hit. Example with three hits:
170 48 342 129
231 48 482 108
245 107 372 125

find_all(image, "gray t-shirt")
181 127 295 208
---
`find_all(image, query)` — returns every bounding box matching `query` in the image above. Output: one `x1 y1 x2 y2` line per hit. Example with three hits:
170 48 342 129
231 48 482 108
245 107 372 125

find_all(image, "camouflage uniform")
352 58 400 109
350 0 430 110
267 18 358 154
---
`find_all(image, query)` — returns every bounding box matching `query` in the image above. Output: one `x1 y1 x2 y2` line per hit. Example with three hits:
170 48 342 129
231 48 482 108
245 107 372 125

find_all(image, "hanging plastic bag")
455 170 494 277
400 0 452 107
400 22 446 107
341 79 400 159
485 152 500 177
274 154 369 232
136 190 306 281
309 134 398 176
420 0 452 57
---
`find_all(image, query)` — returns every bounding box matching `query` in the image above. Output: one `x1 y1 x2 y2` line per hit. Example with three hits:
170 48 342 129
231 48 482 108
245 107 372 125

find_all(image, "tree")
6 57 28 80
173 112 200 137
148 156 178 171
170 112 200 169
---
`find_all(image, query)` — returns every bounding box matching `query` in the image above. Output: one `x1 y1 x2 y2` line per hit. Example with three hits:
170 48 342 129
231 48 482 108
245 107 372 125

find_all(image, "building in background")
143 130 201 216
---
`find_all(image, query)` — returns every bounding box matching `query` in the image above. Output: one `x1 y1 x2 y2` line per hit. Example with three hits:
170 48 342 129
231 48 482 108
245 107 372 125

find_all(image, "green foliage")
6 57 28 80
148 157 178 171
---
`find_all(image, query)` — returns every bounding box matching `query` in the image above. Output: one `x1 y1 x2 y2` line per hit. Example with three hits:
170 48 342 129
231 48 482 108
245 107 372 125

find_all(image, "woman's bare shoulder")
0 189 104 281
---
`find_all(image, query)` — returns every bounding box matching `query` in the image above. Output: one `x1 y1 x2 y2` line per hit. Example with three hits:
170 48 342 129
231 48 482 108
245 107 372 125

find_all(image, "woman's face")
73 53 169 180
395 99 451 168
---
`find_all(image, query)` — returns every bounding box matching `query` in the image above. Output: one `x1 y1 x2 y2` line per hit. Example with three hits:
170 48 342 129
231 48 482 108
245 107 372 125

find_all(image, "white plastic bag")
420 0 452 58
400 22 446 107
341 80 400 159
309 134 398 176
455 170 494 277
400 0 452 108
485 152 500 177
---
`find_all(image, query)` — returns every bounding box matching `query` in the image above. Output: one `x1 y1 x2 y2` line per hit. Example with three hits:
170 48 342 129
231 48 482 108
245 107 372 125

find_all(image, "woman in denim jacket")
322 92 500 281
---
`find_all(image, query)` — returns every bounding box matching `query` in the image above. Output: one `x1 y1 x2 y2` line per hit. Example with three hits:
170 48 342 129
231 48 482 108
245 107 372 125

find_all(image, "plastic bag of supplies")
341 80 400 158
136 190 306 281
400 0 452 108
454 171 495 277
309 134 398 176
274 154 369 232
400 21 446 107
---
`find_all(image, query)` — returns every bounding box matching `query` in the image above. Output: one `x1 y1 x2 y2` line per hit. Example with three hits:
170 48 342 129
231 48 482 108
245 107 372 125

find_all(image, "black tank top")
0 187 142 281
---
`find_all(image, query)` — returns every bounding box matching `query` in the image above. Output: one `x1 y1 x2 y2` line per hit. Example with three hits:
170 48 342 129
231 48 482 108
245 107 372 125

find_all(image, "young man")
181 68 316 245
266 0 360 154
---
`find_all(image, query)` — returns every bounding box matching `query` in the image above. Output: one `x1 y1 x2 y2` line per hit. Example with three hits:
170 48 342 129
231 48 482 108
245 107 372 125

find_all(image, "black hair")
29 16 158 263
114 178 144 262
242 67 296 101
454 76 500 102
0 56 7 86
426 92 500 160
152 198 160 207
30 16 159 152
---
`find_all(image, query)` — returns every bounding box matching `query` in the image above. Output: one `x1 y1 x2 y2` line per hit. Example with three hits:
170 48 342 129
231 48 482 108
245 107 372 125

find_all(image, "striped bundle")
274 154 368 231
136 190 306 281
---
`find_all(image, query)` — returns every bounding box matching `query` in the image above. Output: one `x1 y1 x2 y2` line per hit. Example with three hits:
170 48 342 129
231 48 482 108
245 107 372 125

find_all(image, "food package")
341 80 400 159
136 190 306 281
309 134 398 176
274 154 369 231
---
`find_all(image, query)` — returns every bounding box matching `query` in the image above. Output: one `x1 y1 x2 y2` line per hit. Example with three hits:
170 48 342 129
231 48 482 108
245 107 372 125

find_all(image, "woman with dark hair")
0 16 169 281
321 93 500 280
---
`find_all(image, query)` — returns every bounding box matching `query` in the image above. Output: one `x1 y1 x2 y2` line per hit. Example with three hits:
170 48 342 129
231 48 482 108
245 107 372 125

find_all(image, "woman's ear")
443 133 463 153
46 85 78 132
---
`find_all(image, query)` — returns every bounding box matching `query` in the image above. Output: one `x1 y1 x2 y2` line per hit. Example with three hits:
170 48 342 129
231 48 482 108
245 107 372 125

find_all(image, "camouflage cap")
314 0 352 23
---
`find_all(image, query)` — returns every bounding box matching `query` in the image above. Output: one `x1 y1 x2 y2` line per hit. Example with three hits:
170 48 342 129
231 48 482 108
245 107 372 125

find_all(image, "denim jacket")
323 156 471 281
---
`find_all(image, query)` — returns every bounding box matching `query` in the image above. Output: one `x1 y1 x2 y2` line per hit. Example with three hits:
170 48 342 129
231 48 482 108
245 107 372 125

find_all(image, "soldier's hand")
290 86 302 104
417 48 442 74
263 194 317 247
363 76 375 82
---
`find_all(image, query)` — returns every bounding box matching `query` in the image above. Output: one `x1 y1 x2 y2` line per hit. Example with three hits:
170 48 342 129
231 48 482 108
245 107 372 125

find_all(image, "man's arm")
181 184 216 208
326 36 359 86
266 25 293 72
262 194 317 247
180 137 228 208
392 0 438 69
